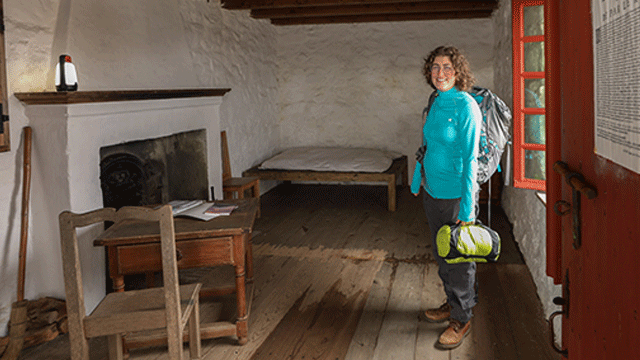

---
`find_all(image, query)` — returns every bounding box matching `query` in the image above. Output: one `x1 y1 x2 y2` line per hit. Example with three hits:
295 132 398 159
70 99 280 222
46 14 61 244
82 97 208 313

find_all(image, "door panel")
555 0 640 359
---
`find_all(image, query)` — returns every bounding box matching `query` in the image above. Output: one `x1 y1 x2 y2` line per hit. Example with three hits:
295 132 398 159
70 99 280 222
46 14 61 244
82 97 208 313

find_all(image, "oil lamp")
55 54 78 91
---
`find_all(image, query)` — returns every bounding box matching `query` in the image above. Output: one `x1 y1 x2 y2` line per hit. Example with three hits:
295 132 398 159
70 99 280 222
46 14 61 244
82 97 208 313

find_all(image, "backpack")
416 86 512 185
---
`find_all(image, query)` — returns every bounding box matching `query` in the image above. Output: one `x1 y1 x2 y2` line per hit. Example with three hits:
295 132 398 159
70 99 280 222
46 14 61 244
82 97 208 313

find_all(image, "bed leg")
388 177 396 211
402 163 409 187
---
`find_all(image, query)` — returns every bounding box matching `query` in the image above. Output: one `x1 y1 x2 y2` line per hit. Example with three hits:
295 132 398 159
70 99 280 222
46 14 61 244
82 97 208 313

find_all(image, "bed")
242 147 408 211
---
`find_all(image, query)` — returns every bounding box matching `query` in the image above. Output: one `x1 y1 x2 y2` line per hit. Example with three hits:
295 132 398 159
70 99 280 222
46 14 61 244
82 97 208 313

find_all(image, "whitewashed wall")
275 20 495 175
177 1 279 178
0 0 278 336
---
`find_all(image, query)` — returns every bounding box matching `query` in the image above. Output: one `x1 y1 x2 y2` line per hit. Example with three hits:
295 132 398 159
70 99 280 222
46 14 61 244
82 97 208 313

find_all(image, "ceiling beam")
222 0 496 10
250 1 497 19
269 9 494 25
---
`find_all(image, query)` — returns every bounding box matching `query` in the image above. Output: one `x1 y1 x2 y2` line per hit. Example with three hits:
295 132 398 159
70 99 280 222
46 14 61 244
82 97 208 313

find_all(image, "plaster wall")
275 20 495 175
0 0 278 335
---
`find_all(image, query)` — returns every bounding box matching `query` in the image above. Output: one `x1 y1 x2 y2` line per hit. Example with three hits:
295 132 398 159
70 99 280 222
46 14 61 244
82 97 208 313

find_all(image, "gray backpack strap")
416 91 438 187
423 91 437 129
416 91 437 158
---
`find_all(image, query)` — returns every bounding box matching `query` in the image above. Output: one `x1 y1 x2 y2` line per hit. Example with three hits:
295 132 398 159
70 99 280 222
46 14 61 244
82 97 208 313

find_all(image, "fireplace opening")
100 153 162 209
99 129 209 209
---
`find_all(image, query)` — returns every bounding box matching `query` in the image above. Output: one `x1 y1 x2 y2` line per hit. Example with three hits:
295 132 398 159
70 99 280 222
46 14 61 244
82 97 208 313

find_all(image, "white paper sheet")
592 0 640 173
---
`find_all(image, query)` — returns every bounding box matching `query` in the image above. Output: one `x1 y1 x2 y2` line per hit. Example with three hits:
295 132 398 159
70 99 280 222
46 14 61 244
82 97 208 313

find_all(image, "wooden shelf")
14 88 231 105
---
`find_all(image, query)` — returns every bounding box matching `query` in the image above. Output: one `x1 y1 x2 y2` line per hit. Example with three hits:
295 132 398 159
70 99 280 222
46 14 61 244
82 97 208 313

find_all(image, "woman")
410 45 481 350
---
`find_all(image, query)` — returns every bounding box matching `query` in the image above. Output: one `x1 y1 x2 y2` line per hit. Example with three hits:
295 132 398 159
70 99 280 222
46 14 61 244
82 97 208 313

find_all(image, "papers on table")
168 200 238 221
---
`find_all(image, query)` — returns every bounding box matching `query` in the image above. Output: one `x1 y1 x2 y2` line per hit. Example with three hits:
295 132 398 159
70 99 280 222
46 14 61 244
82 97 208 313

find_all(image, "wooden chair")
221 130 260 216
58 205 202 360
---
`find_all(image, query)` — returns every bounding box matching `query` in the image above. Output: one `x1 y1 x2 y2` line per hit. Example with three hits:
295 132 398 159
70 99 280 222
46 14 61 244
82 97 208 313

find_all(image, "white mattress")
258 147 402 173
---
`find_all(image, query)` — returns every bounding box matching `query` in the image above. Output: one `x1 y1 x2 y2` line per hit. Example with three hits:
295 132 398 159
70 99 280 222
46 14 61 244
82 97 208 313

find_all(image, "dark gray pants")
423 192 477 324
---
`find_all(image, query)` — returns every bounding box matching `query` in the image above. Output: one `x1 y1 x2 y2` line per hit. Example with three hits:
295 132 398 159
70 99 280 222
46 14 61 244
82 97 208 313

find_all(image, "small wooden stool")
221 131 260 216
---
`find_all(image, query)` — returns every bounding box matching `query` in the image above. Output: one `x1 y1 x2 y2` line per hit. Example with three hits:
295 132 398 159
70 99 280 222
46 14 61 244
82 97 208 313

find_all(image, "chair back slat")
158 206 182 356
221 130 232 181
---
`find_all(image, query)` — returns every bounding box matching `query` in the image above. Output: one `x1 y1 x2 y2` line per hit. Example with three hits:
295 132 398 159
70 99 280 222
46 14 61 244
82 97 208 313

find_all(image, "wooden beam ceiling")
221 0 499 25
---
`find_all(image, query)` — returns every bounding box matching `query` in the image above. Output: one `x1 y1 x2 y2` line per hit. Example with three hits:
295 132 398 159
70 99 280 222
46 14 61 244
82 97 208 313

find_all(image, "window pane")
525 78 545 108
525 114 546 144
524 5 544 36
524 42 545 72
525 150 546 180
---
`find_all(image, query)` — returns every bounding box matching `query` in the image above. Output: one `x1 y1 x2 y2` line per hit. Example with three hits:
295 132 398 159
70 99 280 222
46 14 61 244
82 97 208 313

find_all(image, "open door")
547 0 640 358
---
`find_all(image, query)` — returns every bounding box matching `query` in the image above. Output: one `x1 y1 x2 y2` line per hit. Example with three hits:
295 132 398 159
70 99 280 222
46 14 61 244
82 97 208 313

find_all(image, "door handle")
549 270 570 356
553 161 597 199
553 161 598 249
549 308 568 356
553 200 572 216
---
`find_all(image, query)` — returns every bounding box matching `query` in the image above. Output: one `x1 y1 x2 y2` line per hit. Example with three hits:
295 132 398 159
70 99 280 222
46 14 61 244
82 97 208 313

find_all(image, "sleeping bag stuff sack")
436 222 501 264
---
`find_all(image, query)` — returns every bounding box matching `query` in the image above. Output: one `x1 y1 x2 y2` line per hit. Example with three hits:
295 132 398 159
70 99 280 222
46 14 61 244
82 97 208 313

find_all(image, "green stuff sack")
436 222 501 264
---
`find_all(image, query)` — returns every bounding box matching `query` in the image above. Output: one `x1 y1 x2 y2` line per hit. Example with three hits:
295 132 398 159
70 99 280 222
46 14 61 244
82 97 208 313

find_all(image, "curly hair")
422 45 476 92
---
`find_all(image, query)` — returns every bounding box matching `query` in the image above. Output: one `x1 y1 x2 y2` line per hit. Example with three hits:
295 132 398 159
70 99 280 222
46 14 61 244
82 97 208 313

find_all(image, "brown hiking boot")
423 302 452 323
436 319 471 350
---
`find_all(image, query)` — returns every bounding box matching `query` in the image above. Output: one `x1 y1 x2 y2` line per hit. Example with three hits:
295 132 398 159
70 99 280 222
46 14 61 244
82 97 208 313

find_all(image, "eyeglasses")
431 64 455 76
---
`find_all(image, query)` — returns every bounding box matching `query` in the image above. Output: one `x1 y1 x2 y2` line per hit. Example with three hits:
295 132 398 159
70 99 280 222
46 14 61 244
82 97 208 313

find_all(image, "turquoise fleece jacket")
410 87 482 222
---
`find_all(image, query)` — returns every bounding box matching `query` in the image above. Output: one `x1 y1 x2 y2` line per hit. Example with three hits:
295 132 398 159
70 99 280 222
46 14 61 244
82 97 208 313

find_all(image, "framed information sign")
592 0 640 173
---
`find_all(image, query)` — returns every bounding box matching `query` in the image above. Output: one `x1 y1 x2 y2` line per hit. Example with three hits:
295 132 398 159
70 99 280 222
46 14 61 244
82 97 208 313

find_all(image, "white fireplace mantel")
15 88 230 312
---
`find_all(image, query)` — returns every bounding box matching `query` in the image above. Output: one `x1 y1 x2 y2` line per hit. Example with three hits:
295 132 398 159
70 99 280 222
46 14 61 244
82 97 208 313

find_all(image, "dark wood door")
552 0 640 358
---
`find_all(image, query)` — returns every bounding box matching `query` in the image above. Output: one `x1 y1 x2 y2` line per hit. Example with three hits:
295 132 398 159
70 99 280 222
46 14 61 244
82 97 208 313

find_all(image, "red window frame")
512 0 546 191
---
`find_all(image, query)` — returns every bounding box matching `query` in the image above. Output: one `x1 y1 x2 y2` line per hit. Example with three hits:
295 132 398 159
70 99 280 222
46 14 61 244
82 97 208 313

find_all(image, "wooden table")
93 198 258 347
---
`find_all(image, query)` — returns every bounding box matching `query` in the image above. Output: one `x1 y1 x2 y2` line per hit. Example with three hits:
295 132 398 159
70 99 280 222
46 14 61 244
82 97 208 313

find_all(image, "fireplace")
16 89 229 312
99 129 209 209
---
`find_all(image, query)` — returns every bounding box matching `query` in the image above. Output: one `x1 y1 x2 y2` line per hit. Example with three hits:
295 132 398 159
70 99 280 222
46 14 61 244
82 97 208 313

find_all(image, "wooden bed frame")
243 155 408 211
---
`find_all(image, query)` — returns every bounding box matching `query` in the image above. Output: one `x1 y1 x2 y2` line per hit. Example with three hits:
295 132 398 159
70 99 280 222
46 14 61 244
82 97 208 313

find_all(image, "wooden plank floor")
17 183 560 360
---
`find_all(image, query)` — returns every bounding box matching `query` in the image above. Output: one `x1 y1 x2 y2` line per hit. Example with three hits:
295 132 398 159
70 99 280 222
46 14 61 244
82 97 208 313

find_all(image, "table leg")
233 234 248 345
108 246 126 293
245 233 254 283
112 275 125 293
